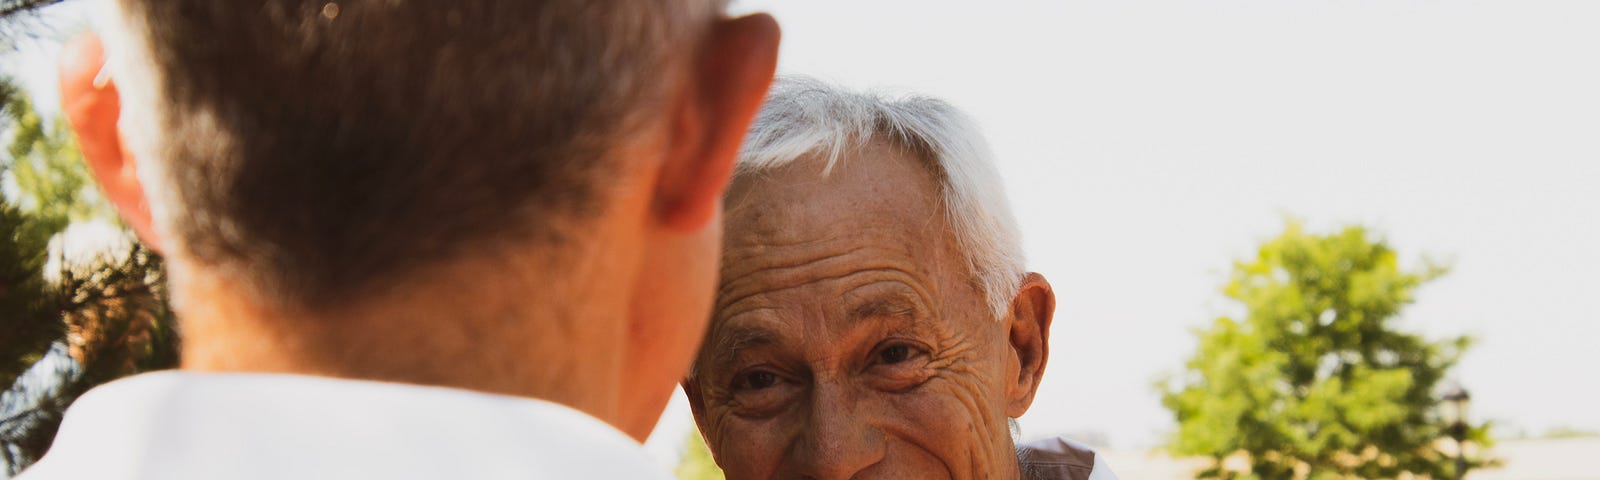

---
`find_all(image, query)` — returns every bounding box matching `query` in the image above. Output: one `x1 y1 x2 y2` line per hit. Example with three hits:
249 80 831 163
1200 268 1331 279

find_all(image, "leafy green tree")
1161 222 1491 479
1 77 177 476
0 6 172 476
0 0 62 19
0 79 63 392
6 91 109 231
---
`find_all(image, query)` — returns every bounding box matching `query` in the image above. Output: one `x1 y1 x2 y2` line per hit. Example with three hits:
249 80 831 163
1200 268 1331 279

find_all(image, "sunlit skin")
685 140 1056 479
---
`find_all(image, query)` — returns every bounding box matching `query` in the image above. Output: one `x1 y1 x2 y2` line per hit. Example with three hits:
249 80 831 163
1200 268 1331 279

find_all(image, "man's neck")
170 258 631 432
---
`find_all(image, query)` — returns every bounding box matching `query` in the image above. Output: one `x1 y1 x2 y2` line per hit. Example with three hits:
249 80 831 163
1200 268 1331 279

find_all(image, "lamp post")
1442 382 1472 479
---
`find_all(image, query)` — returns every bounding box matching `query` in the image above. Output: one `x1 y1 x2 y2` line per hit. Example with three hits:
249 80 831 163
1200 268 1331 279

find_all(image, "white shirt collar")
22 371 673 480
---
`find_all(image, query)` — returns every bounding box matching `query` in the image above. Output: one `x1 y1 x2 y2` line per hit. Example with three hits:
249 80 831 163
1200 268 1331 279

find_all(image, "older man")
684 79 1117 480
26 1 777 478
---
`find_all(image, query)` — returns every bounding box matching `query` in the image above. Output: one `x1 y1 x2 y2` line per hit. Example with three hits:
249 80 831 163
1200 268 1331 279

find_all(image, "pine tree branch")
0 0 64 21
0 0 68 54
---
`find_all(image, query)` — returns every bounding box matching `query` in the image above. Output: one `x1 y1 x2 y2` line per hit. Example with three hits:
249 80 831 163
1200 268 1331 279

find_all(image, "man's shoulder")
20 371 673 480
1016 436 1119 480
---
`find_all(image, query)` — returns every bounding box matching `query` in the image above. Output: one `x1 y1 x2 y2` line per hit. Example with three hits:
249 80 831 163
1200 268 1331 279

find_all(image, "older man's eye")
725 368 798 418
732 370 779 391
871 342 928 366
878 344 913 364
866 341 934 391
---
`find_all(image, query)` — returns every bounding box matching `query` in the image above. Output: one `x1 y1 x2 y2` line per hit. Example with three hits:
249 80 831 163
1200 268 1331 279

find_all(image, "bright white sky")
7 0 1598 463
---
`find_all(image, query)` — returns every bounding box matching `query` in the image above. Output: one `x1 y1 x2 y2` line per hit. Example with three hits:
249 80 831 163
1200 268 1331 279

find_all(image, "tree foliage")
0 0 62 21
5 91 107 232
0 173 57 390
1 78 177 476
1161 223 1491 479
0 0 66 44
0 79 64 391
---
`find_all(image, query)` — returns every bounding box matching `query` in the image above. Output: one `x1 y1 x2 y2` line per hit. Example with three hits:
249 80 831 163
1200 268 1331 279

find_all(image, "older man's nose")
786 384 885 480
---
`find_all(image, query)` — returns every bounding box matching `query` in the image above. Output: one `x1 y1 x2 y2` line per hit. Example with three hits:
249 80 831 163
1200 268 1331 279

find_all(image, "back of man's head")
104 0 713 309
63 0 779 436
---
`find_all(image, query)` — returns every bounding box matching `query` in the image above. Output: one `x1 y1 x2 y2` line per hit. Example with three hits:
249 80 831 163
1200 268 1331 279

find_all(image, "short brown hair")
116 0 714 309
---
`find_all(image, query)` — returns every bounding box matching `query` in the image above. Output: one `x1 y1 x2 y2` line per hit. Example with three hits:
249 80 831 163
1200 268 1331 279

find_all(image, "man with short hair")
684 78 1117 480
25 1 779 478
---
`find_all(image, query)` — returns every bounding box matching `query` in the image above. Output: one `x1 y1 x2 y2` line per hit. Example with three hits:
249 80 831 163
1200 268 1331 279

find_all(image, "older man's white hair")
734 76 1026 319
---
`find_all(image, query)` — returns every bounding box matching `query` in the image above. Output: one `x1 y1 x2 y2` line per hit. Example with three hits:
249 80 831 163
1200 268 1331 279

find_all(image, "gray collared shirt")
1017 436 1119 480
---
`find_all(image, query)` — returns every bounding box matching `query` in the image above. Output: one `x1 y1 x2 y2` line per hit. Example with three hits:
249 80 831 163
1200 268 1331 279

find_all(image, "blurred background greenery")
0 73 177 477
2 5 176 473
676 429 724 480
0 76 178 473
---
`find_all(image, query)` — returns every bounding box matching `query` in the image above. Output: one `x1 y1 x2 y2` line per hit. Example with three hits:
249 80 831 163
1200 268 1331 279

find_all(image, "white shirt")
20 371 672 480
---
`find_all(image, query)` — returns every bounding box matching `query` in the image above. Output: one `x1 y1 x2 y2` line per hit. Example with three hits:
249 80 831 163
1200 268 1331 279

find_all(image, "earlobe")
1005 272 1055 417
682 378 707 420
58 34 163 253
653 13 780 232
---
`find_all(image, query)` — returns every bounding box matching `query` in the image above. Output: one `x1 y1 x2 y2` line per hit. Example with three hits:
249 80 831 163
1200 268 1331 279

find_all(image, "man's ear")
680 377 719 460
682 377 708 423
1005 272 1056 417
58 33 163 252
654 13 780 231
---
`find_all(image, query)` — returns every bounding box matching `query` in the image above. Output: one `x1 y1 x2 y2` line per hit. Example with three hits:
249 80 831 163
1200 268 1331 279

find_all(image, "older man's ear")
1004 272 1055 418
682 377 708 425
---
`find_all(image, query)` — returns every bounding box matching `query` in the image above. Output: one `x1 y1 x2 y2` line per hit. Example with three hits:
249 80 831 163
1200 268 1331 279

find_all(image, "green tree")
0 79 63 391
0 6 174 476
6 90 109 231
1160 222 1491 479
676 429 724 480
1 77 177 476
0 0 63 20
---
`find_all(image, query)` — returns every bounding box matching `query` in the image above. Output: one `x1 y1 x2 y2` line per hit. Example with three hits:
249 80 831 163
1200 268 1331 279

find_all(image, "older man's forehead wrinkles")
718 266 925 329
720 222 908 270
716 243 920 312
722 194 929 254
719 239 870 284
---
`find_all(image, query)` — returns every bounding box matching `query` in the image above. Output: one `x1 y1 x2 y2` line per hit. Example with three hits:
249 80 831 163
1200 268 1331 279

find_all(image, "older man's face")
687 141 1033 479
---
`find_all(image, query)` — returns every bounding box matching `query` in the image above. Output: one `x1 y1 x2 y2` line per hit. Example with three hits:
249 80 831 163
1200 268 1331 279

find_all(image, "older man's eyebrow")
708 326 780 371
848 297 919 322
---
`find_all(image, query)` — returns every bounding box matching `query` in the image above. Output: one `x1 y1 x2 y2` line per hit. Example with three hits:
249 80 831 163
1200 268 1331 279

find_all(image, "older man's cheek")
714 419 791 480
906 362 1014 476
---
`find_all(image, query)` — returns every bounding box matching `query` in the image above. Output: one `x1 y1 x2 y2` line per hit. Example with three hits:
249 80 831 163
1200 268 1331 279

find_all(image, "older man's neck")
171 258 632 432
